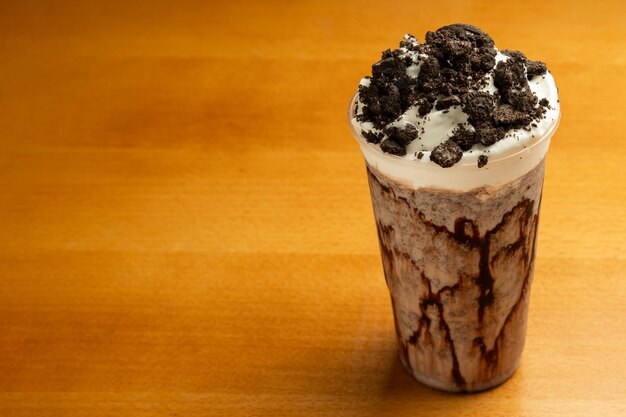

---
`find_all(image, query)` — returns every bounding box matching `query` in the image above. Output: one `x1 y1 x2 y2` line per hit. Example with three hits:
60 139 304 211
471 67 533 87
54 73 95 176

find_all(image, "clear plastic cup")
348 94 560 392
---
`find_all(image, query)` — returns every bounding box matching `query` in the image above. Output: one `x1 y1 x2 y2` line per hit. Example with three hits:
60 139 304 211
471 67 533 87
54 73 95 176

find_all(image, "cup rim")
347 93 560 169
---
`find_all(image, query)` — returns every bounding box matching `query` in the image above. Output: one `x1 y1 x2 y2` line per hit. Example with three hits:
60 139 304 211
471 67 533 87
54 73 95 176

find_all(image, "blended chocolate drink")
348 24 560 392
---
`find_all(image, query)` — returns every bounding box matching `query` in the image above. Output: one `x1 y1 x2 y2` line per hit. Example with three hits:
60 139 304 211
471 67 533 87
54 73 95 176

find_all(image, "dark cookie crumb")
449 125 476 151
417 97 434 116
477 155 488 168
417 56 441 93
505 88 538 112
435 95 462 110
475 124 506 146
380 138 406 156
526 60 547 79
430 140 462 167
417 151 424 159
425 24 496 76
463 92 496 125
362 130 384 144
358 51 415 128
501 49 527 61
385 125 418 146
494 104 532 127
494 57 527 93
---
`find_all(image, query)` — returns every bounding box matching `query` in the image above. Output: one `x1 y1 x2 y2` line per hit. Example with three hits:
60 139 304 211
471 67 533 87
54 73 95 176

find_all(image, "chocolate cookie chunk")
475 124 506 146
494 104 532 128
362 130 384 144
380 138 406 156
359 51 417 129
449 125 477 151
435 96 462 110
463 93 496 125
430 140 463 167
526 60 547 79
417 57 441 93
385 125 418 146
494 58 527 92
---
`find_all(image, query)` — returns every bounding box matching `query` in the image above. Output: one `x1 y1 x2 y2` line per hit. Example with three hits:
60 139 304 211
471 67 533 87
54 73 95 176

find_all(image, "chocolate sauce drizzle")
367 166 541 390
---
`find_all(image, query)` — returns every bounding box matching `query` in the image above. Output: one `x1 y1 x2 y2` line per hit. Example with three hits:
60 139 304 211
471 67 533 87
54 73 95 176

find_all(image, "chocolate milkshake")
348 24 560 392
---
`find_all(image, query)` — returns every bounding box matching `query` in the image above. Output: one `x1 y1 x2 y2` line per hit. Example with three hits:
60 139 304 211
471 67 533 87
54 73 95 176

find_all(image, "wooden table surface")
1 1 625 416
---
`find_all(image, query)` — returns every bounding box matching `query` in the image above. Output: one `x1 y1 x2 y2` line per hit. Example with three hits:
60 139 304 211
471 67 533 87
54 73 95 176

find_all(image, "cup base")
399 351 520 393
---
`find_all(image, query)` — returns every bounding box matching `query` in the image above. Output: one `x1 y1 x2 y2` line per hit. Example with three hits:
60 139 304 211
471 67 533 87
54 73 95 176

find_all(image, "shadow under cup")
348 95 559 393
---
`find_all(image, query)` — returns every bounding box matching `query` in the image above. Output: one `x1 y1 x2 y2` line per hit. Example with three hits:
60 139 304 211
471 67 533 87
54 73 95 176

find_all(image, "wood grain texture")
0 1 625 416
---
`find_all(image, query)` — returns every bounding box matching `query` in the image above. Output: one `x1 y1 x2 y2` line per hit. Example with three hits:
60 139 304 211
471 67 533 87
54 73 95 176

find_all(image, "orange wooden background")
0 1 625 416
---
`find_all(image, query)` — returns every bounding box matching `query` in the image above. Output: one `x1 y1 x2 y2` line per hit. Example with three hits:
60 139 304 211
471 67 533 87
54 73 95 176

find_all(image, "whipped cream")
351 50 560 166
348 30 560 191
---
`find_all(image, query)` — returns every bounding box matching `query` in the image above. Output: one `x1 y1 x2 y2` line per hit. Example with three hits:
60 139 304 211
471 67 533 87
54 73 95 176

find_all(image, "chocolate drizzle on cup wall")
366 159 545 392
355 24 549 168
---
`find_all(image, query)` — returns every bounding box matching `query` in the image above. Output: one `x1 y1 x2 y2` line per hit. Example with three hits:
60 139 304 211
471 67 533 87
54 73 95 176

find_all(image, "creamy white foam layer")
349 42 560 191
350 94 559 191
355 128 554 191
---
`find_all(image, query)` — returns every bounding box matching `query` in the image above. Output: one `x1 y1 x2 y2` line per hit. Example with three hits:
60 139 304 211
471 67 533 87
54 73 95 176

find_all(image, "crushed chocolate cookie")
477 154 488 168
494 57 527 92
354 24 555 165
358 50 415 129
385 125 418 146
463 92 496 125
501 49 527 61
449 125 476 151
417 56 441 93
506 88 538 112
358 23 498 133
493 55 546 117
526 60 547 79
476 124 506 146
494 104 532 127
417 97 435 116
425 24 496 76
417 151 424 159
435 96 462 110
430 140 463 168
380 138 406 156
362 130 384 144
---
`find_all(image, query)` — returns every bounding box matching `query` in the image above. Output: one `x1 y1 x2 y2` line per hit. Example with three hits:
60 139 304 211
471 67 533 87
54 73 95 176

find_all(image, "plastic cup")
348 94 560 392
